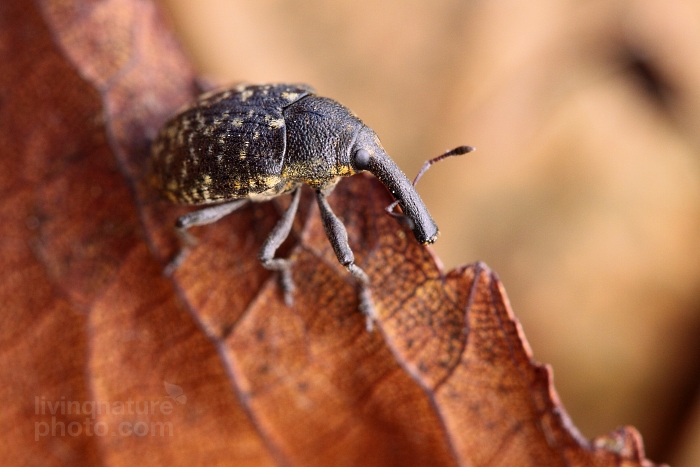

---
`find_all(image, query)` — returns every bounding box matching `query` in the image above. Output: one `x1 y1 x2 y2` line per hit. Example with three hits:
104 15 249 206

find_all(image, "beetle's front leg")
316 191 376 331
258 187 302 306
165 198 249 275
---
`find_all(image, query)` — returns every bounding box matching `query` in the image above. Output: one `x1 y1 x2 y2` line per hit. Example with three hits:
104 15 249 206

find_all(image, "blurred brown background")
158 1 700 464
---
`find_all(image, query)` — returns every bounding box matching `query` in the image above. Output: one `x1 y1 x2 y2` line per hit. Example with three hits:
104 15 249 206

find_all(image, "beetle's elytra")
151 83 471 330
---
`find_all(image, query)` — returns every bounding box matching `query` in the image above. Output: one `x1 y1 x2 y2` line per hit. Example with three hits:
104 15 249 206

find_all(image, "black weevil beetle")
151 83 472 330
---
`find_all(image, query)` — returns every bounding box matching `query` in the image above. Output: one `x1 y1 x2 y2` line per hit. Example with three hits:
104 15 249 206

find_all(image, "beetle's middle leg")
316 190 376 331
165 198 249 275
258 186 302 306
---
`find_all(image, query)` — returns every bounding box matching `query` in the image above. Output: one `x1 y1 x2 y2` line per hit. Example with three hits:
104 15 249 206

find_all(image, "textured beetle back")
151 84 314 204
282 96 364 190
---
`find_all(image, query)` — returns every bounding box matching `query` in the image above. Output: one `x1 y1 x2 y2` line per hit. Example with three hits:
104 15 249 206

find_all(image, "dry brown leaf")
0 1 665 466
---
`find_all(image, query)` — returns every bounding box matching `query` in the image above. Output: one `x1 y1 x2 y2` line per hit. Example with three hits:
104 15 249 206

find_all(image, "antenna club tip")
454 145 475 155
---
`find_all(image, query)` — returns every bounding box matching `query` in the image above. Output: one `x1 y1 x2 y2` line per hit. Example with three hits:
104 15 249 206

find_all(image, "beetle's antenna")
412 145 474 186
386 145 474 224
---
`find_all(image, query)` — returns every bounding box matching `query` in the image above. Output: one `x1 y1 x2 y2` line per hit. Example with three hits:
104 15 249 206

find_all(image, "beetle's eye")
353 149 371 170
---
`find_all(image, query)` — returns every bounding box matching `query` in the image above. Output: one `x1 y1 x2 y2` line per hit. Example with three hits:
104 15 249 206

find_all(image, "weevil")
151 83 472 330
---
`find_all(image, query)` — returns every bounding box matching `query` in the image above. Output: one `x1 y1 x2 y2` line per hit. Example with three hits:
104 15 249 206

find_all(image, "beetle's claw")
279 266 295 307
164 248 190 276
164 225 197 276
358 287 376 332
343 264 376 331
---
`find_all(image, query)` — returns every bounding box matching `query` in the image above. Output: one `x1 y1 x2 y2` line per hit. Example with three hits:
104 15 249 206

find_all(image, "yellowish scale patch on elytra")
195 112 205 130
231 117 243 128
281 91 299 101
189 187 200 201
253 131 260 140
180 190 193 203
218 90 233 101
199 89 220 100
269 118 284 129
240 89 254 102
200 186 211 200
188 133 199 164
202 174 212 186
235 83 249 93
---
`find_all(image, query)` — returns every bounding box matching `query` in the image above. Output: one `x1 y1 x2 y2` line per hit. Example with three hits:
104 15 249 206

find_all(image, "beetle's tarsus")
164 248 190 276
346 264 375 331
346 263 369 284
358 287 376 332
163 222 198 276
258 188 302 305
318 191 378 330
260 257 295 306
164 199 249 276
280 265 295 307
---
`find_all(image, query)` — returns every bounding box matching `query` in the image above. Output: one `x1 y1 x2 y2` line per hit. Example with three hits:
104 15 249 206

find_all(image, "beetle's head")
349 126 438 244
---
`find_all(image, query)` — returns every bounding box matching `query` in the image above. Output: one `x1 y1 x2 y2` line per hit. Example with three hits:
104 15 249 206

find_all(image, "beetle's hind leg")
258 186 302 306
165 199 249 275
316 191 376 331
